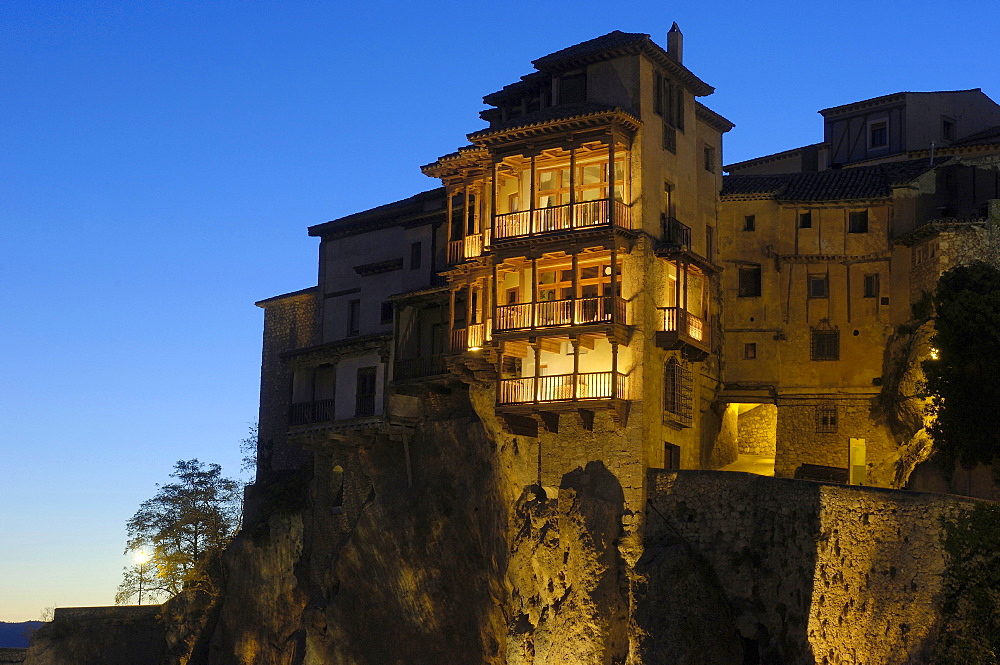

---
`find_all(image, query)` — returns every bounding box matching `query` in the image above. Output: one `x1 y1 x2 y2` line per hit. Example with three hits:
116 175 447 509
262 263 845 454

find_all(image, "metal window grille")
816 406 838 433
738 266 762 297
663 358 693 427
811 330 839 361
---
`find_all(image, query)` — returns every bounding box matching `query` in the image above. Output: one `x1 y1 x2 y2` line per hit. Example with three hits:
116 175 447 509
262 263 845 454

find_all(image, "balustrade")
492 199 633 240
495 296 625 332
497 371 625 405
661 307 705 342
289 399 335 426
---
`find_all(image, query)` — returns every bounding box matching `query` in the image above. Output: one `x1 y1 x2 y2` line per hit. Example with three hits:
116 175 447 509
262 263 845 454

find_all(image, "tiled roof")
469 102 623 138
819 89 982 117
308 188 446 238
951 123 1000 147
722 158 949 202
532 31 648 69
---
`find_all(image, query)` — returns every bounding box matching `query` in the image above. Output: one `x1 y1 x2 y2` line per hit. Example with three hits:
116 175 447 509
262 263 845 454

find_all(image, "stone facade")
736 403 776 455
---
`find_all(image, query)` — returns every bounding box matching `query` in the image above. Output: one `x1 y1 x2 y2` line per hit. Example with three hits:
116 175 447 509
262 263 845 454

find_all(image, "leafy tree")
116 459 241 604
240 422 258 478
924 262 1000 467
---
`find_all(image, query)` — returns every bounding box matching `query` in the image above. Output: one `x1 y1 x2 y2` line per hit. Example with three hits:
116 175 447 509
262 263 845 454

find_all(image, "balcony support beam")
539 411 559 434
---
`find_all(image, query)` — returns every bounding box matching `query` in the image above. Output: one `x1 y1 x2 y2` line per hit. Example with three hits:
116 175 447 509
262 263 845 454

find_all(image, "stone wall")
23 606 164 665
0 648 27 664
774 399 894 479
645 470 979 665
737 404 776 455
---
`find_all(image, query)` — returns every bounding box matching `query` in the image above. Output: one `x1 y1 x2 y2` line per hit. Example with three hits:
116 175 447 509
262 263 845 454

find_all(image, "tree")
240 422 258 478
116 459 241 604
924 262 1000 467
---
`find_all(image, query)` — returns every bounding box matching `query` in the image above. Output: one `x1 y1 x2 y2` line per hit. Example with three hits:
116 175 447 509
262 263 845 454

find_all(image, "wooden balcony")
497 370 626 405
660 216 691 251
393 354 448 382
450 322 490 353
656 307 711 360
289 399 335 426
493 199 633 241
495 296 625 332
447 233 485 264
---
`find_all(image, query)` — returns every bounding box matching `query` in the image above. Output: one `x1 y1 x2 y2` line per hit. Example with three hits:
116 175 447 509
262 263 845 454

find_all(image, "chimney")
667 22 683 64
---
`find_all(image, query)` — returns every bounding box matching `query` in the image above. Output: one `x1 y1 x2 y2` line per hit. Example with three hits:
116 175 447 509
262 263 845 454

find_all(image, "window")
663 121 676 153
864 273 880 298
868 120 887 149
410 242 422 270
848 210 869 233
808 274 829 298
942 117 955 141
355 367 377 417
663 358 693 426
380 301 393 325
811 329 839 361
347 299 361 336
663 442 681 470
744 343 757 360
816 406 838 433
704 146 715 173
743 215 756 231
799 211 812 229
738 265 762 297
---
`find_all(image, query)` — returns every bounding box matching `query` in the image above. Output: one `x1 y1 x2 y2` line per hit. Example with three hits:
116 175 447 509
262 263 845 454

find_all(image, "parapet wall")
645 470 978 664
23 605 164 665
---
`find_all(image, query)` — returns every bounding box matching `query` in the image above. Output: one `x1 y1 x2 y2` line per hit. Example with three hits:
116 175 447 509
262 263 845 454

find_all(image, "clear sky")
2 0 998 622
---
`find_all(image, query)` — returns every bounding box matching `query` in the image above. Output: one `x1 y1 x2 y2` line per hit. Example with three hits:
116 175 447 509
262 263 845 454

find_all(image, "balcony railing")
289 399 335 426
447 233 485 264
393 354 448 382
497 371 626 405
661 307 705 342
661 216 691 250
493 199 633 240
450 322 490 352
494 296 626 332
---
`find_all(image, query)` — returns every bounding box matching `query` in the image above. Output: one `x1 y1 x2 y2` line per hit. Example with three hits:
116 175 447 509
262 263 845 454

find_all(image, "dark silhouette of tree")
116 459 240 604
924 262 1000 467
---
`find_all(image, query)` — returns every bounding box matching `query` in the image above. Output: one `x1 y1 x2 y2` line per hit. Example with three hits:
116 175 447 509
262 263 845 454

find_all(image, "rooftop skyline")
3 0 1000 622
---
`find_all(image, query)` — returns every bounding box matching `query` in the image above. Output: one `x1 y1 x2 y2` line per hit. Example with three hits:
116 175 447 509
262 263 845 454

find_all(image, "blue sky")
2 0 999 622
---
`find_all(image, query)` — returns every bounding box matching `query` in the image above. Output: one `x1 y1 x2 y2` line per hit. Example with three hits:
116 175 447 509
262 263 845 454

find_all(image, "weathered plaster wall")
646 470 978 665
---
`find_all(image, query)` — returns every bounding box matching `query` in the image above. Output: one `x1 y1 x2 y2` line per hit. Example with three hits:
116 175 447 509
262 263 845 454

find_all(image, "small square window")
744 343 757 360
811 329 839 361
799 211 812 228
849 210 869 233
743 215 756 231
704 146 715 173
816 406 838 433
738 265 762 297
808 274 829 298
869 121 887 149
380 301 394 325
864 274 880 298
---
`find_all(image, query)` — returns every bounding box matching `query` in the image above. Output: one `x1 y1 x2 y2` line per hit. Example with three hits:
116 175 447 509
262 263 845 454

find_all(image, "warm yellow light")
929 347 940 360
134 550 151 566
468 346 482 352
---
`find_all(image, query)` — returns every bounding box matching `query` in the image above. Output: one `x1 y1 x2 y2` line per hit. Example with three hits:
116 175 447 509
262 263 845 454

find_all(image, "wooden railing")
661 215 691 250
493 199 633 240
289 399 335 426
494 296 625 332
661 307 705 342
450 322 490 352
447 233 485 264
393 354 448 382
497 371 626 405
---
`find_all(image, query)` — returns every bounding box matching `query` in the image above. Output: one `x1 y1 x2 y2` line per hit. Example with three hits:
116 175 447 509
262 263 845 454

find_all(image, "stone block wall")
24 606 164 665
737 404 776 455
645 470 979 665
256 288 319 476
774 399 893 479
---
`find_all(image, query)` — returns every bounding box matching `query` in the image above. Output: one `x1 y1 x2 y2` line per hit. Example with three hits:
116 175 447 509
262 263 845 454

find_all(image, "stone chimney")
667 22 683 64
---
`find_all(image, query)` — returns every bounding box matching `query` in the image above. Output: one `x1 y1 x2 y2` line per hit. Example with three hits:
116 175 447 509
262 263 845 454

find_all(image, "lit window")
738 265 762 297
849 210 869 233
816 406 838 433
811 329 839 361
808 274 829 298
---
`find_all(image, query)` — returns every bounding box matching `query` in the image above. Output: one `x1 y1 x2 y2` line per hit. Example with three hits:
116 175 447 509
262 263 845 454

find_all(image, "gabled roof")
952 123 1000 148
531 30 650 70
819 89 983 117
721 158 949 202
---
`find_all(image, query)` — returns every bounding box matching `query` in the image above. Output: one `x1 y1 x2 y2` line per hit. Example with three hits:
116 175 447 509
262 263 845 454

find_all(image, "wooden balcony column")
571 252 579 321
466 281 474 326
610 242 619 325
464 185 471 237
529 154 537 237
448 287 456 334
531 256 538 326
682 258 689 312
532 339 541 404
611 338 619 398
568 146 576 227
607 137 616 226
571 336 581 401
446 189 454 241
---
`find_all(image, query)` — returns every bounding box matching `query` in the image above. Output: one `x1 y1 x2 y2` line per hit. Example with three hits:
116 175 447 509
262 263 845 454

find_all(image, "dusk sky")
3 0 999 622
